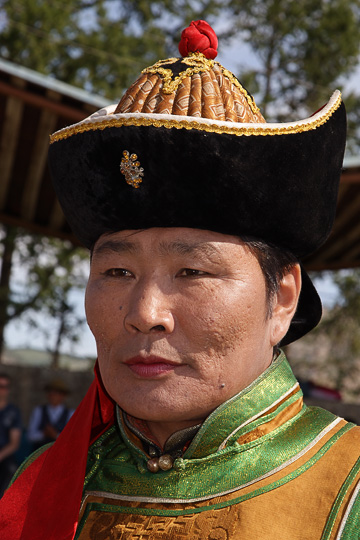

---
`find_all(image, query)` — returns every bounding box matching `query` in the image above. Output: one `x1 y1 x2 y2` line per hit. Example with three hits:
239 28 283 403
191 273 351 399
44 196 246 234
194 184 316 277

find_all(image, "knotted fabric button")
173 458 186 471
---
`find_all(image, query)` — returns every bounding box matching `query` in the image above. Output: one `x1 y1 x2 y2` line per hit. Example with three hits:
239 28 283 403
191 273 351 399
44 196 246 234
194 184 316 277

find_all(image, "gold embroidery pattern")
50 92 342 143
182 52 215 67
81 504 239 540
142 53 215 95
120 150 144 188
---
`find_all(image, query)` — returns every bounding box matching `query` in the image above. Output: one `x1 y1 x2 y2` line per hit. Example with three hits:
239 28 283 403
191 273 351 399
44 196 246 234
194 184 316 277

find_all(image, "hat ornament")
120 150 144 188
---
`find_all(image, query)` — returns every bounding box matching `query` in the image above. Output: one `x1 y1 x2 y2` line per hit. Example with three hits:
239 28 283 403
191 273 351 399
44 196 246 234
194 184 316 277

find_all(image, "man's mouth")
124 355 179 378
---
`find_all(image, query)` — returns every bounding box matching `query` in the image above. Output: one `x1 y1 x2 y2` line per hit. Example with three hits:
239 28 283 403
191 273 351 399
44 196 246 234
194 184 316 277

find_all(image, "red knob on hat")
178 20 218 59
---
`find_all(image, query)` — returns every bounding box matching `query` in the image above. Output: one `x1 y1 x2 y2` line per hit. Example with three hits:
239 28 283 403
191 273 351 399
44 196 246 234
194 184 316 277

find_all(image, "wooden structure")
0 58 110 244
304 156 360 270
0 58 359 268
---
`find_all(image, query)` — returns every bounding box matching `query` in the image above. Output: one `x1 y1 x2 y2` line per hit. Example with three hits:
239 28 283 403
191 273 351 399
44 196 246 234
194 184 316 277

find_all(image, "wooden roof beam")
21 108 58 221
331 190 360 235
340 171 360 184
0 80 90 121
310 218 360 269
0 95 24 210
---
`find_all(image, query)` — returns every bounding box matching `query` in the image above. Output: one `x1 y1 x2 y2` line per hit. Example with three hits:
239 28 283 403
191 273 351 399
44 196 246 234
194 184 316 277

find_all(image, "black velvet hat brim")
49 97 346 258
48 92 346 344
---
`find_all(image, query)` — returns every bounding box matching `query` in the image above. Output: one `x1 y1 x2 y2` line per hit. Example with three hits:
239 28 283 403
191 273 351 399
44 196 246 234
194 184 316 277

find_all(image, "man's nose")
124 280 175 334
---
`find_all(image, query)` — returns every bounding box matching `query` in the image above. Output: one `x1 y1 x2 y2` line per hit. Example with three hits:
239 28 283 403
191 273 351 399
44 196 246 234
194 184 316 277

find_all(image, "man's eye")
177 268 207 277
103 268 133 278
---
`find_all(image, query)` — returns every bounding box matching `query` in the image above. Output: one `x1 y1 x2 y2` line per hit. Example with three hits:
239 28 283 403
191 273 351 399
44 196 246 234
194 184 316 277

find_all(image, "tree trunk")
262 34 276 118
51 310 66 369
0 225 17 362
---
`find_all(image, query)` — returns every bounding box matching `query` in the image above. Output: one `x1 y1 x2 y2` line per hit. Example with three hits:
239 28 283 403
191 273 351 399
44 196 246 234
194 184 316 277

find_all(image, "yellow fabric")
77 422 360 539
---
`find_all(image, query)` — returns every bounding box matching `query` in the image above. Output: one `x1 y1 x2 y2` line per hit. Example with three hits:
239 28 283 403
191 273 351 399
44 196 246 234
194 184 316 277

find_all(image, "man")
0 20 358 540
27 379 73 451
0 373 22 498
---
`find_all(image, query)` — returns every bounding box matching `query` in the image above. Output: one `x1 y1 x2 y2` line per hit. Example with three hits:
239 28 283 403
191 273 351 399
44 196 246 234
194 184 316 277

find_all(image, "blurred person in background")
27 378 73 451
0 373 21 498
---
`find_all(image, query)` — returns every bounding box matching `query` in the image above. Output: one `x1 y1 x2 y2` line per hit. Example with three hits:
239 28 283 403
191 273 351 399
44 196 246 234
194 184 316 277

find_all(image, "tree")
0 226 56 359
288 270 360 402
344 93 360 155
0 226 19 357
0 227 88 364
220 0 360 125
0 0 220 98
19 239 89 368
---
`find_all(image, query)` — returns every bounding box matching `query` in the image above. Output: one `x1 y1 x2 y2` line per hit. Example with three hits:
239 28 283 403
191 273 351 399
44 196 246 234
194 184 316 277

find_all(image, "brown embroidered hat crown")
48 20 347 344
114 53 265 124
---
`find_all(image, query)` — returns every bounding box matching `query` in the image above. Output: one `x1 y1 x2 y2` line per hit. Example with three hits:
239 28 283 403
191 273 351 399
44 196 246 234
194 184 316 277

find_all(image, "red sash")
0 363 114 540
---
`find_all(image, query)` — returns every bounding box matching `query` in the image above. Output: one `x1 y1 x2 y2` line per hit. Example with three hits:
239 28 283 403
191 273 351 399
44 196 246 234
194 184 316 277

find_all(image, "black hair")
242 237 298 318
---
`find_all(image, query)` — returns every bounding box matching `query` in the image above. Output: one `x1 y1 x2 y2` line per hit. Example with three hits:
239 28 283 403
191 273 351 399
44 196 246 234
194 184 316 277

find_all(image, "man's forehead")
92 228 246 258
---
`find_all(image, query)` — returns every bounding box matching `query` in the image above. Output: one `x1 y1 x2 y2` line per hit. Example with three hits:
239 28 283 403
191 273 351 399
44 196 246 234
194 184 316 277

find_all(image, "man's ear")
269 264 302 347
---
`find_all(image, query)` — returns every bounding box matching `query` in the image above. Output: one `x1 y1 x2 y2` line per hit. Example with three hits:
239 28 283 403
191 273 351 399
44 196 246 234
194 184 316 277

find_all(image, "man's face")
86 228 287 426
47 390 66 407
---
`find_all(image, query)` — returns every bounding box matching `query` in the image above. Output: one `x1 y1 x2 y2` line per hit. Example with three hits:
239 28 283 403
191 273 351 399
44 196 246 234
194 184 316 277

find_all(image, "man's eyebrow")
93 239 140 256
158 241 221 259
93 238 224 259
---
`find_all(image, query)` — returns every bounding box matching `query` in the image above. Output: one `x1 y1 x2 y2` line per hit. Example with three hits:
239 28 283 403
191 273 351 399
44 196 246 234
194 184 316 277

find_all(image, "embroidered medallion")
120 150 144 188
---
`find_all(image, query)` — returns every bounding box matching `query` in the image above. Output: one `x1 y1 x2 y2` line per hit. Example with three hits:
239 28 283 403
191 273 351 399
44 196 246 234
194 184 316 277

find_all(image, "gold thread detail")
49 92 342 144
120 150 144 188
182 52 215 67
219 65 260 114
142 53 214 95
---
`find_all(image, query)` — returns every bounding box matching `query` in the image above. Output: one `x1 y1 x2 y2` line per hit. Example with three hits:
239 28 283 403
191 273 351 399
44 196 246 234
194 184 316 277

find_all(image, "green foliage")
344 92 360 155
289 270 360 401
0 0 220 98
321 270 360 357
222 0 360 122
1 0 359 121
0 226 89 362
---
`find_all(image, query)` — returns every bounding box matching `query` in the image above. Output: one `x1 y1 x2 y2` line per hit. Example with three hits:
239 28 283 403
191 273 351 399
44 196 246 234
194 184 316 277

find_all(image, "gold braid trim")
50 92 342 144
142 53 215 95
219 65 260 115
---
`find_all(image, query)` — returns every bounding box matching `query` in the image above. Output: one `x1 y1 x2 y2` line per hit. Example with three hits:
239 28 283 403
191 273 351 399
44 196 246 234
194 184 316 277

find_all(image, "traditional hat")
48 20 347 344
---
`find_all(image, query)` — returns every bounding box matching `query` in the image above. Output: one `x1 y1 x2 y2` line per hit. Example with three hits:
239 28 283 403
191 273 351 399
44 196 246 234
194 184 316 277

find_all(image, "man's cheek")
190 312 243 355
